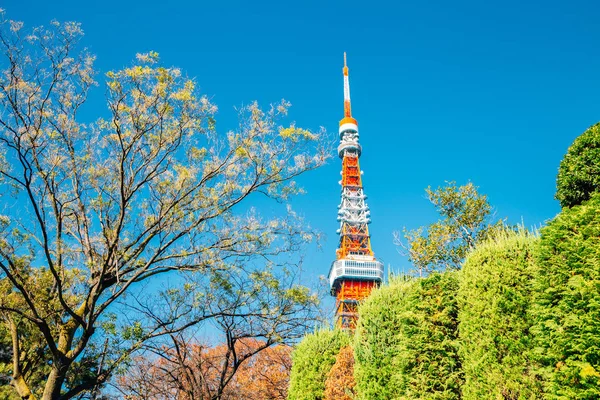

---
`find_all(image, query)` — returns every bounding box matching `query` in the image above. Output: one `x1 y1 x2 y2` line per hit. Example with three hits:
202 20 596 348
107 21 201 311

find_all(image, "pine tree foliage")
353 277 410 399
287 328 349 400
530 193 600 399
459 229 543 399
556 122 600 208
354 273 462 400
324 345 356 400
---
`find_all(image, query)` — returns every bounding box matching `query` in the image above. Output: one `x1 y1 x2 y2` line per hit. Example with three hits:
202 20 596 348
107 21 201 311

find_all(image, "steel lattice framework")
328 54 384 330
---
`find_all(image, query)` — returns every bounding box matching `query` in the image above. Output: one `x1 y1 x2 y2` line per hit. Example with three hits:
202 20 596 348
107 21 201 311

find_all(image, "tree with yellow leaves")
0 12 327 400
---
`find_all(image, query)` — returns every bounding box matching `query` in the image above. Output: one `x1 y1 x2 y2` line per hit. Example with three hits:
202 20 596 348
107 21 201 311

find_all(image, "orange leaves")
231 343 292 400
324 346 356 400
117 338 292 400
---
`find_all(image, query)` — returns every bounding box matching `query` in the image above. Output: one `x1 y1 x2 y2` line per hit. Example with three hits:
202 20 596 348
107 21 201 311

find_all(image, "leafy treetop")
555 122 600 208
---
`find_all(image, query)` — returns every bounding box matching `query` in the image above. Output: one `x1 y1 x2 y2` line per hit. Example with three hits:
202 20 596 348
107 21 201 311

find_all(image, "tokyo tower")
328 54 384 330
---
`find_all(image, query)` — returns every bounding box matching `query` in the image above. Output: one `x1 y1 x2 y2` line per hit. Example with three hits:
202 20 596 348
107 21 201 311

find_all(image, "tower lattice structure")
328 54 384 330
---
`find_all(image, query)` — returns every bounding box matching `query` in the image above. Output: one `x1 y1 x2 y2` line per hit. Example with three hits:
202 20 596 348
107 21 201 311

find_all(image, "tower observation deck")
328 54 384 330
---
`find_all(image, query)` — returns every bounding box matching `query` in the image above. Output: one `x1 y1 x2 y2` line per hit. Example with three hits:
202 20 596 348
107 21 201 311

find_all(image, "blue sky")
4 0 600 301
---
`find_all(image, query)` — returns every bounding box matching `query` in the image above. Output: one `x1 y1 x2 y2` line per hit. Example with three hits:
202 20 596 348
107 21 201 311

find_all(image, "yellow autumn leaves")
106 52 195 104
279 125 318 141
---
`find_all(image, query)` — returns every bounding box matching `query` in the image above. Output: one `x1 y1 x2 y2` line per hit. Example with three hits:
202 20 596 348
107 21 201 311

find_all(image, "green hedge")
459 229 542 399
530 193 600 399
556 122 600 208
354 273 461 399
288 328 349 400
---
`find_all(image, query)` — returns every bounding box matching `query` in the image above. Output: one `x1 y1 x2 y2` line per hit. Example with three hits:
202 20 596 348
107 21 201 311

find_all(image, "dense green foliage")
459 229 542 399
354 273 462 399
353 278 410 398
287 328 349 400
556 123 600 208
530 193 600 399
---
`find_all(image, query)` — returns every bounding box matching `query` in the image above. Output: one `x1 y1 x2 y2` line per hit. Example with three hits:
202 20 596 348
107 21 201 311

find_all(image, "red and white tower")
328 54 384 330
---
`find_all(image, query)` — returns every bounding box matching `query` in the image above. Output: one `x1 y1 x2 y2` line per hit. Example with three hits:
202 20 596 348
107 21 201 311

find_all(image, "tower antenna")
342 53 352 119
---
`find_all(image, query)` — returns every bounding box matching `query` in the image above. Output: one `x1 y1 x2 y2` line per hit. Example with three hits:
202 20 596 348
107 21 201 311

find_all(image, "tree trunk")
10 318 36 400
41 365 67 400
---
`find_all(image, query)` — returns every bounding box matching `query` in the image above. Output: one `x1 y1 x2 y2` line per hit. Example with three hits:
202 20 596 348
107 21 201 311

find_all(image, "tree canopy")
555 122 600 208
116 338 292 400
396 182 498 274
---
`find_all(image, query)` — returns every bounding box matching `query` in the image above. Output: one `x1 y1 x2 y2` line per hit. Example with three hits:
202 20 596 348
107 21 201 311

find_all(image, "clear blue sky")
5 0 600 297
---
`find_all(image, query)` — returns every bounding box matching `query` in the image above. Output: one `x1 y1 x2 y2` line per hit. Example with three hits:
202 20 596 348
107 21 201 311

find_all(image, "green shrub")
354 273 462 400
556 122 600 208
287 328 349 400
530 192 600 399
459 229 543 399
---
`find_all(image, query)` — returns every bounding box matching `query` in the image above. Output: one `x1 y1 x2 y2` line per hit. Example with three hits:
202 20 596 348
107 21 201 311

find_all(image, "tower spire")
340 52 357 126
328 53 383 330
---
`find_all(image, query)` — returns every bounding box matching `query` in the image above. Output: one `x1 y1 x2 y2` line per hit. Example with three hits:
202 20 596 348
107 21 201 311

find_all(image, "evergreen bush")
556 122 600 208
354 273 462 399
459 229 542 399
287 328 349 400
530 193 600 399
